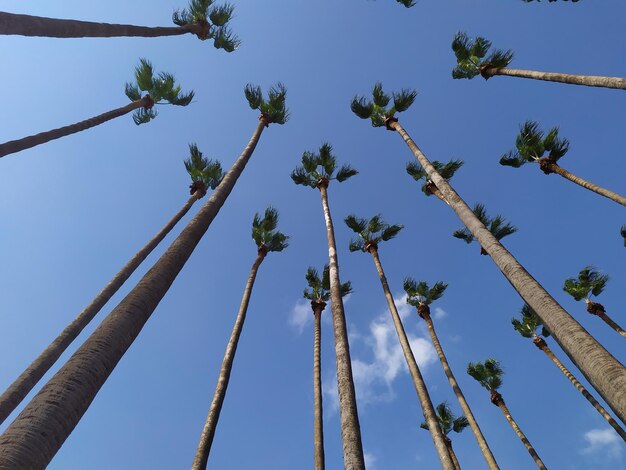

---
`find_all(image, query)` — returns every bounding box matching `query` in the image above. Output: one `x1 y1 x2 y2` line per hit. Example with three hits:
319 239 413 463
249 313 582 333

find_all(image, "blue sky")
0 0 625 468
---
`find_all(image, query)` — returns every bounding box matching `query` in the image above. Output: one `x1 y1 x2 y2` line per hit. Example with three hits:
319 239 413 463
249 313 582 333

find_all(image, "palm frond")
132 107 157 125
396 0 416 6
213 25 240 52
340 280 353 297
487 49 514 69
439 159 464 179
621 225 626 247
348 238 365 253
451 32 471 61
469 37 492 60
244 84 263 110
291 167 316 188
467 358 503 391
335 164 358 182
406 161 427 181
428 282 448 302
125 83 142 102
345 215 368 234
543 127 569 161
381 224 403 241
372 82 391 108
209 3 234 26
350 96 374 119
452 416 469 433
453 228 474 244
319 143 337 176
499 151 526 168
392 89 417 112
490 215 517 241
134 58 154 92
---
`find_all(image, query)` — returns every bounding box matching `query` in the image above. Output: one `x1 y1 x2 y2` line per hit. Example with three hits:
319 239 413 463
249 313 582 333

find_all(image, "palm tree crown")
451 31 514 80
291 143 358 188
244 83 289 125
172 0 240 50
500 121 570 172
420 402 469 436
512 305 551 339
184 143 224 197
403 278 448 314
406 159 464 197
453 203 517 254
303 265 352 304
563 266 608 302
344 214 403 252
252 207 290 254
467 359 504 394
395 0 416 7
351 82 417 129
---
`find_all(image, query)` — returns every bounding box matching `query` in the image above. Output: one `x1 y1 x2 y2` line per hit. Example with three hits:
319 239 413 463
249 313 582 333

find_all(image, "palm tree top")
500 121 570 169
453 203 517 250
244 83 289 125
512 304 551 339
403 278 448 308
291 143 358 188
467 358 503 392
184 143 224 196
396 0 416 6
563 266 608 302
351 82 417 129
344 214 403 252
252 206 289 254
451 31 514 80
172 0 240 51
303 265 352 305
406 159 464 196
420 402 469 436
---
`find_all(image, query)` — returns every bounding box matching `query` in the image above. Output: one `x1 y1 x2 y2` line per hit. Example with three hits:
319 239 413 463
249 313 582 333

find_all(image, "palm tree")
0 143 222 426
0 83 288 469
406 159 464 204
451 31 626 89
351 81 626 424
395 0 416 7
344 215 454 469
291 144 365 469
564 267 626 338
404 278 500 469
192 207 288 470
500 121 626 207
468 359 548 469
0 0 239 50
513 305 626 438
0 58 194 159
420 402 470 470
303 265 352 470
453 203 517 255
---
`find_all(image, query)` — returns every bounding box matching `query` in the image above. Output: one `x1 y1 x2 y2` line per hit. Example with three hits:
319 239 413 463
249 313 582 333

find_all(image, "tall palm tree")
451 31 626 90
0 143 222 426
192 207 288 470
344 214 455 469
513 305 626 437
404 278 500 469
563 267 625 338
420 402 470 470
351 81 626 424
468 359 548 469
0 83 288 469
291 144 365 469
453 203 517 255
303 265 353 470
500 121 626 207
406 159 464 204
0 58 194 159
0 0 239 50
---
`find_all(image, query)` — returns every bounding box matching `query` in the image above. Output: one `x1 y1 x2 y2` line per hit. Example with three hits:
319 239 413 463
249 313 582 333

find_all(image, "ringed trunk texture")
485 67 626 90
318 184 365 470
191 251 266 470
0 193 200 426
369 248 454 469
0 118 268 470
0 98 149 159
595 312 626 338
390 120 626 423
313 307 326 470
423 313 499 469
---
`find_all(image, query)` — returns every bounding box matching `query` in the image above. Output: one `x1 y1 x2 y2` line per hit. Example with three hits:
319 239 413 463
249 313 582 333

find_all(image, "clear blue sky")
0 0 625 468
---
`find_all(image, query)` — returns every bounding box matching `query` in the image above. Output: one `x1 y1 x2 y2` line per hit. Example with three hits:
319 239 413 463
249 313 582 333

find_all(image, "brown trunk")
369 248 454 469
0 192 201 426
483 66 626 90
597 313 626 338
426 182 450 205
313 307 326 470
191 250 266 470
447 439 461 470
318 184 365 470
390 119 626 424
0 117 269 469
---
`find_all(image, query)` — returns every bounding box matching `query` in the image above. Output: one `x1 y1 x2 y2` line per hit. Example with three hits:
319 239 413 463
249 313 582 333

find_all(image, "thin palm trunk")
313 306 326 470
533 337 626 441
0 97 152 159
0 192 200 426
596 312 626 338
0 117 268 469
447 440 461 470
389 119 626 424
191 249 266 470
423 314 499 469
318 183 365 470
483 66 626 90
369 248 454 469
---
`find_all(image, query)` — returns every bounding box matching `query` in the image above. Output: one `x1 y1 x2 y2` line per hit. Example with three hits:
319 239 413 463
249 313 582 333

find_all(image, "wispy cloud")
433 306 447 320
289 299 312 334
364 451 377 469
581 428 624 460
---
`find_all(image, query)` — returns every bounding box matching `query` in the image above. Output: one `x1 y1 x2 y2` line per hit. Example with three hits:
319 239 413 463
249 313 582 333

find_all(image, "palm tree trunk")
369 248 454 469
191 250 266 470
0 97 151 159
0 117 269 469
533 337 626 441
0 192 201 426
483 66 626 90
313 306 326 470
389 119 626 424
447 440 461 470
596 312 626 338
422 314 499 469
318 183 366 470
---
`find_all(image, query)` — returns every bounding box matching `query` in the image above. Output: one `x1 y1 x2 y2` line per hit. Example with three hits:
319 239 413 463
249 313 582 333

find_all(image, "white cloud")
364 451 377 469
581 428 624 459
289 299 312 334
433 307 447 320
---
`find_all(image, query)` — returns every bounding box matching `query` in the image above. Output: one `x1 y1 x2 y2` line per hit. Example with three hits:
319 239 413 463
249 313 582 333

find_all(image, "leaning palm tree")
420 402 470 470
0 58 194 159
564 267 625 338
344 214 454 469
0 0 239 50
406 159 464 204
303 265 352 470
0 83 287 469
0 143 223 426
513 305 626 439
192 207 288 469
404 278 499 469
468 359 548 469
291 144 365 469
451 31 625 90
453 203 517 255
500 121 626 207
351 82 626 424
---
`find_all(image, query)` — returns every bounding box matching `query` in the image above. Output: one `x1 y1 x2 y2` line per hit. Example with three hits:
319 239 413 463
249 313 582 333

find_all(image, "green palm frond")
212 25 240 52
290 167 317 188
172 0 212 25
421 402 467 436
292 145 356 189
336 164 359 182
372 83 391 107
453 204 515 247
348 239 365 252
392 89 417 113
396 0 416 7
438 159 464 179
124 83 142 102
351 83 416 126
490 215 518 241
503 121 569 167
132 107 157 125
404 278 447 306
344 214 403 251
451 31 513 80
453 228 474 244
209 3 234 26
319 143 337 175
452 416 469 433
345 215 368 234
381 224 403 241
406 161 428 182
245 83 289 125
244 84 263 110
467 358 503 392
563 266 608 301
621 225 626 247
487 49 514 69
134 58 154 91
499 151 526 168
350 96 374 120
304 265 350 302
251 206 289 252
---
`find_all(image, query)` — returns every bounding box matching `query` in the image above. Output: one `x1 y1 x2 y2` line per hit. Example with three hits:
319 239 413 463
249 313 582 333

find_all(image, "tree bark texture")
313 308 326 470
447 440 461 470
486 67 626 90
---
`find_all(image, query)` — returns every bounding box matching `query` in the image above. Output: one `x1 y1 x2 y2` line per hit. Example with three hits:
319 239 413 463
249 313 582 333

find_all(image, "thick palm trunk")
0 97 151 159
191 250 266 470
422 313 499 469
533 337 626 441
389 119 626 424
447 440 461 470
318 184 365 470
0 192 200 426
369 248 454 469
313 306 326 470
483 66 626 90
0 117 268 470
